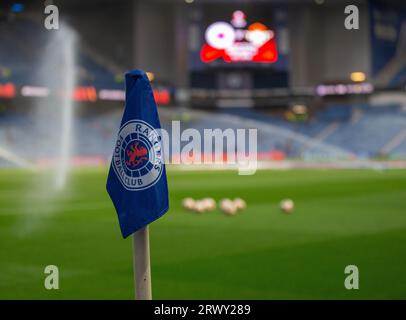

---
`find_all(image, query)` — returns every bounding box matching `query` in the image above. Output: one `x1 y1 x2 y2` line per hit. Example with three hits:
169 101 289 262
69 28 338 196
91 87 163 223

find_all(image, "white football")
280 199 294 213
234 198 246 210
203 197 216 211
194 200 206 213
182 197 195 211
220 198 237 216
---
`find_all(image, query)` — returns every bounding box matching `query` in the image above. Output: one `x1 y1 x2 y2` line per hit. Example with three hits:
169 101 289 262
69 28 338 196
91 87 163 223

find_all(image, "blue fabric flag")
106 69 169 238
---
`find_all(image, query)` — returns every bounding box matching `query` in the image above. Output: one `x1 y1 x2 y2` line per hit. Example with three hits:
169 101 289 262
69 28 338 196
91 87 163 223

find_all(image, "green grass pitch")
0 168 406 299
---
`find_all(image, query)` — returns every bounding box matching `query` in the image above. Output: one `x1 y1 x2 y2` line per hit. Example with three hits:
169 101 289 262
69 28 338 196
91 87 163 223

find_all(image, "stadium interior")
1 0 406 167
1 0 406 300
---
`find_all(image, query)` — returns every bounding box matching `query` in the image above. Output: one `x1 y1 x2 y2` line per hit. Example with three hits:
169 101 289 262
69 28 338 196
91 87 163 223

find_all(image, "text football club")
112 120 163 191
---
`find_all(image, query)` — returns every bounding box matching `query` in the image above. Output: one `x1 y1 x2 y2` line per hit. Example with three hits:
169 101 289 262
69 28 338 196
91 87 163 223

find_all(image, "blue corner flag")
106 70 169 238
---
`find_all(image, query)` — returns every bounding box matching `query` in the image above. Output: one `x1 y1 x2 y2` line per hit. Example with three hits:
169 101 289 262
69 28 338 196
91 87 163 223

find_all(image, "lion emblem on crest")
126 142 148 168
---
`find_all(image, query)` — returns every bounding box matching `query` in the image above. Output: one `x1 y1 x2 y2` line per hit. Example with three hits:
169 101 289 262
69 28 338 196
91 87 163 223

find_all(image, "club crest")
112 120 163 191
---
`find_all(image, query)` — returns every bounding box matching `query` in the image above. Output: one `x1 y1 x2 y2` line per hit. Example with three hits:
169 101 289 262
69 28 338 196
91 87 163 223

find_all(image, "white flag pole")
132 226 152 300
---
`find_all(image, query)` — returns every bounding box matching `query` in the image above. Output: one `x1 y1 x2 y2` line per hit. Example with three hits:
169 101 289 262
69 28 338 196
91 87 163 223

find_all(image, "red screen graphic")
201 11 278 64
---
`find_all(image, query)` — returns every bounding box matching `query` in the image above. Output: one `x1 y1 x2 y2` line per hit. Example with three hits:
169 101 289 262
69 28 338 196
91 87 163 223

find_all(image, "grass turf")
0 168 406 299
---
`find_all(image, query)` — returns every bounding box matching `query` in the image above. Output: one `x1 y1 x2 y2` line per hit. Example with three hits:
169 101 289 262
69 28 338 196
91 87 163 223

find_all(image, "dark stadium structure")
1 0 406 165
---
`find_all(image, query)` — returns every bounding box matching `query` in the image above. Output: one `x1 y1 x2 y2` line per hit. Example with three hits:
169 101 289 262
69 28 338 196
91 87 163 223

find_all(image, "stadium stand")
221 104 406 158
2 101 406 167
0 16 121 88
1 16 406 167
